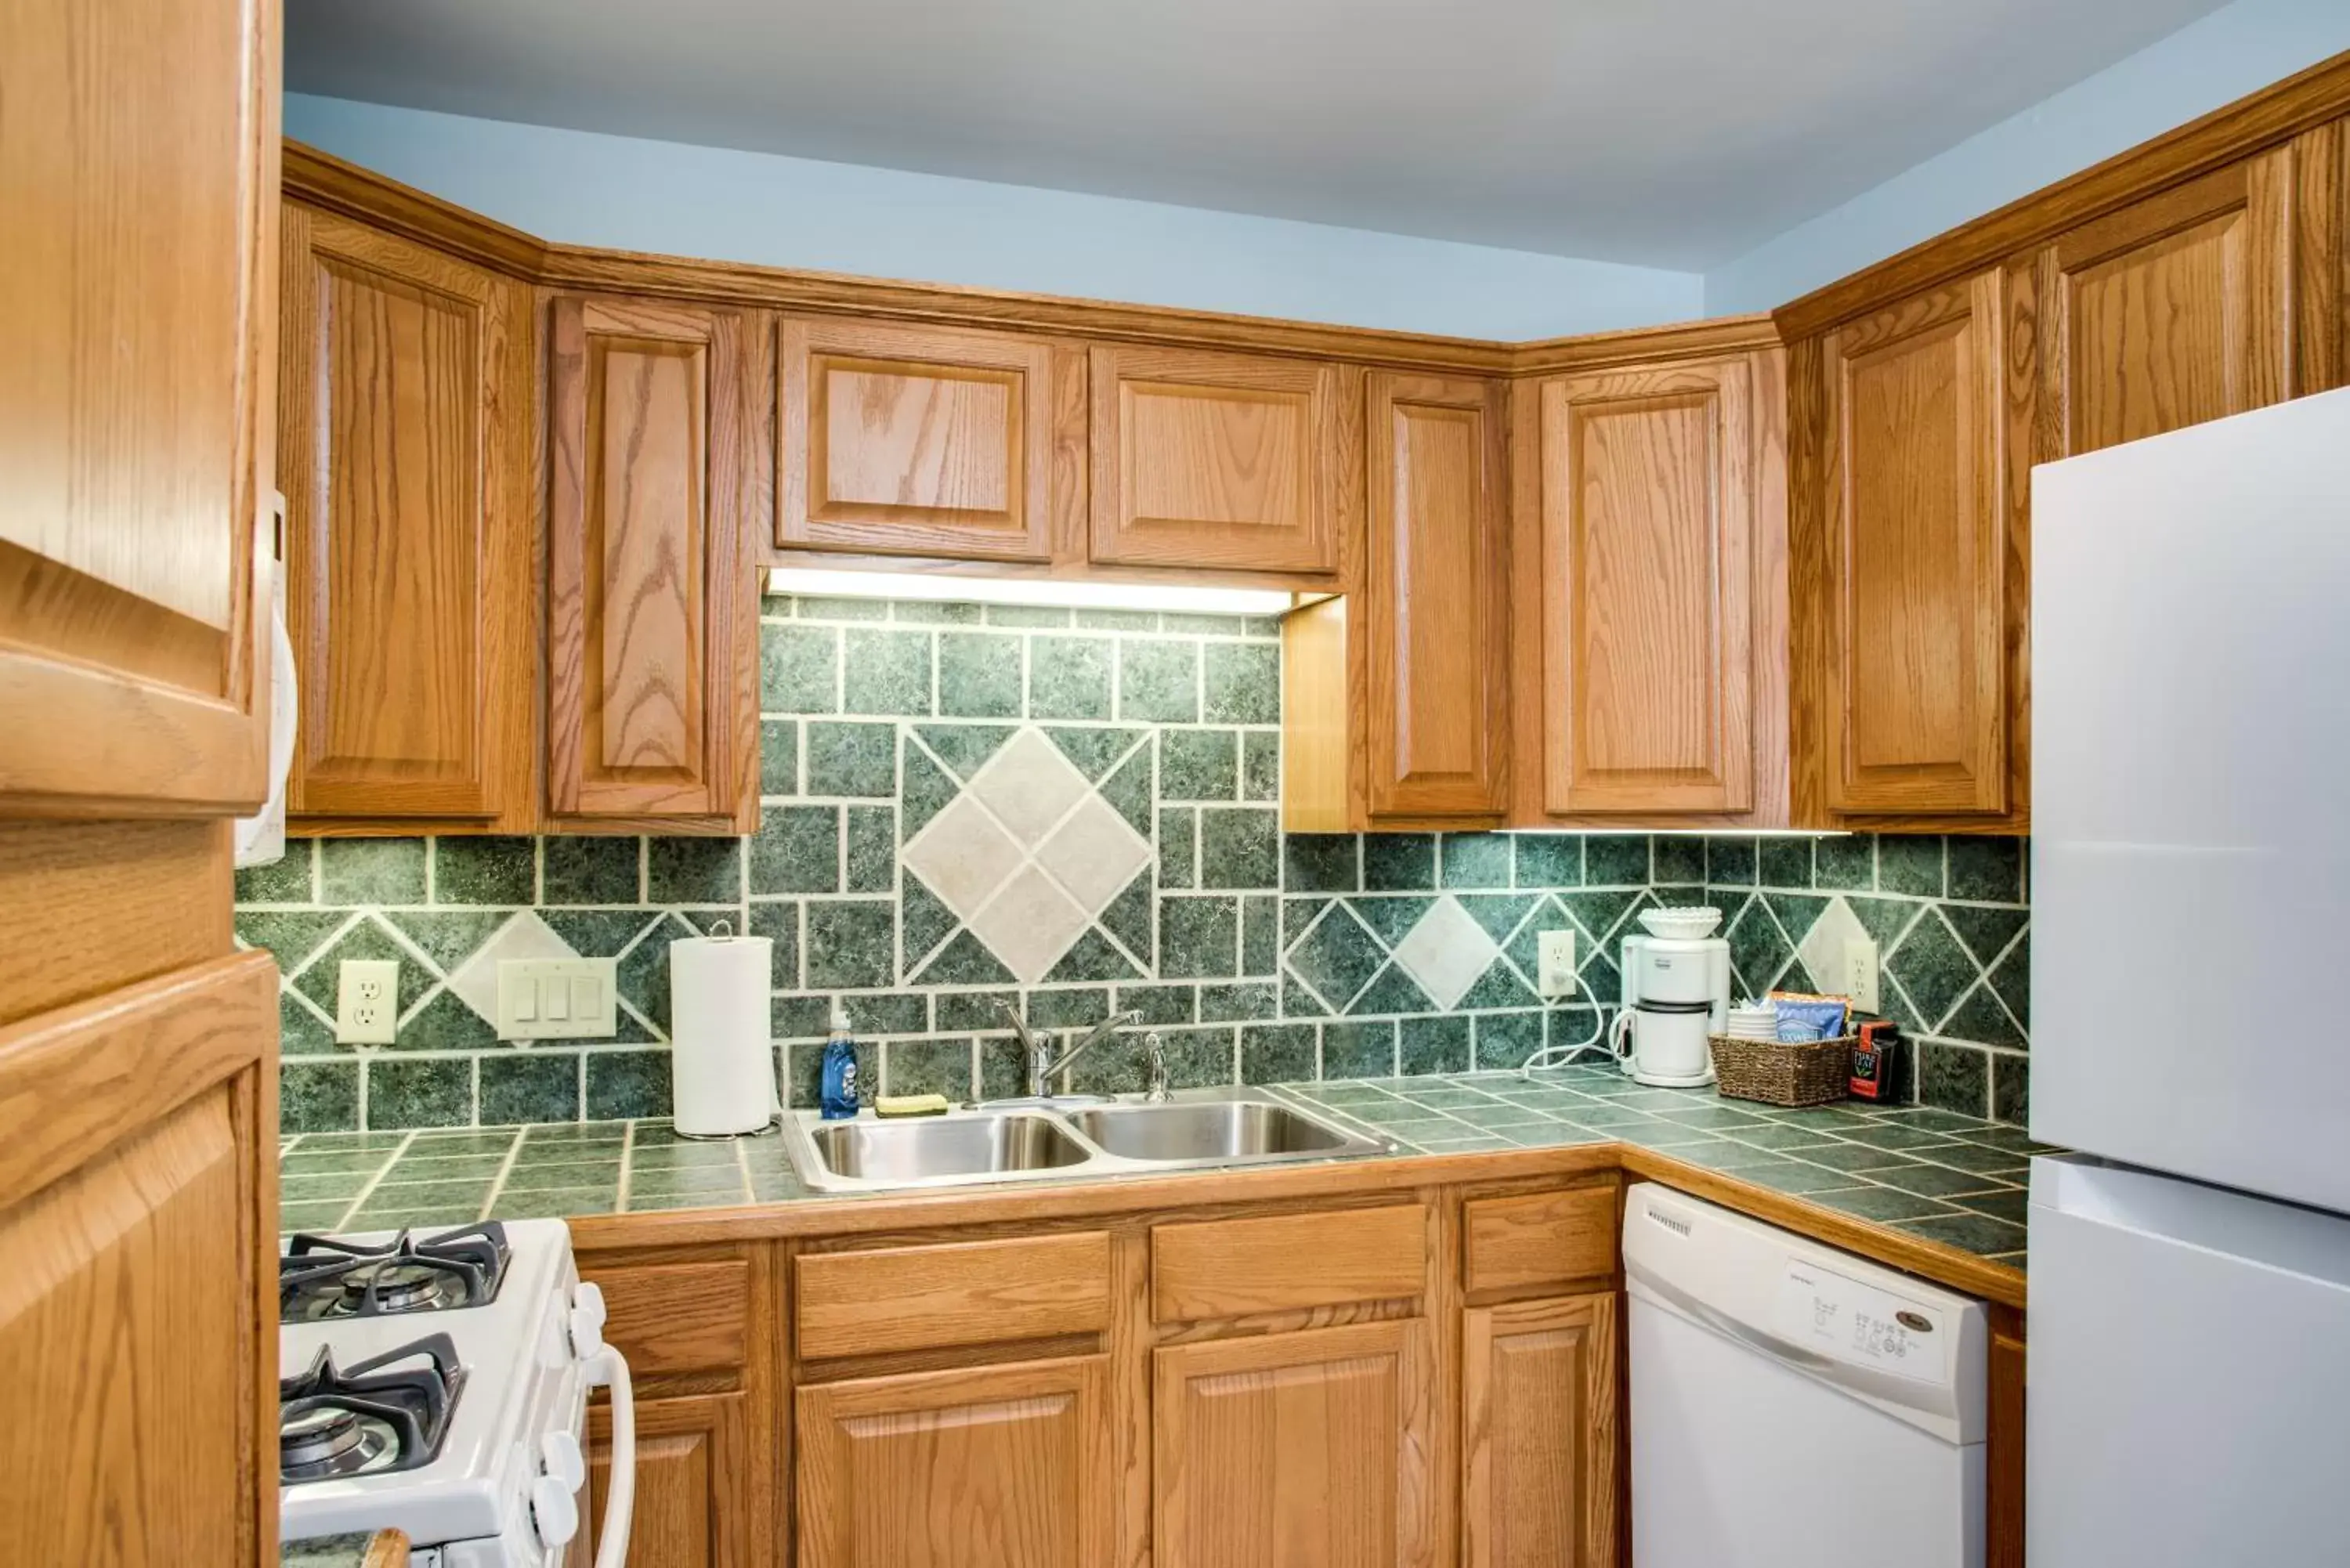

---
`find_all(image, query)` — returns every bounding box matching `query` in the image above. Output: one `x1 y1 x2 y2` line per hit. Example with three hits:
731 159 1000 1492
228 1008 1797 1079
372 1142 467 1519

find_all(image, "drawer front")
584 1258 754 1376
795 1231 1112 1361
1152 1205 1427 1322
1462 1185 1618 1296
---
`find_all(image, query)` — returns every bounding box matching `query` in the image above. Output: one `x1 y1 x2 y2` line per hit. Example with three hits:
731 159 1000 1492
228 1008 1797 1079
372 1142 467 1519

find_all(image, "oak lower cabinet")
1154 1320 1437 1568
1089 343 1358 577
545 294 765 833
277 201 536 831
1509 335 1790 825
1285 373 1510 830
797 1356 1114 1568
1460 1294 1618 1568
589 1392 754 1568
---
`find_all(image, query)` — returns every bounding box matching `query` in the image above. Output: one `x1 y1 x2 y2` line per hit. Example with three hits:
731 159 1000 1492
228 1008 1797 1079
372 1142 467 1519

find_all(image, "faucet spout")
1032 1009 1144 1096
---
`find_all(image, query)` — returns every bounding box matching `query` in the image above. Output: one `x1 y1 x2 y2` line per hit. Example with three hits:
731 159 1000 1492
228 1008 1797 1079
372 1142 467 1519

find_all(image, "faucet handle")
1143 1031 1171 1103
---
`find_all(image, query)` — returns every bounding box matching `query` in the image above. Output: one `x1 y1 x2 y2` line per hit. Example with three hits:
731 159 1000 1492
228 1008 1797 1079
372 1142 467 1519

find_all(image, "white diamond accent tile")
1797 895 1871 996
1390 895 1500 1011
446 910 577 1022
965 728 1089 847
968 865 1094 984
902 793 1025 918
1033 793 1153 916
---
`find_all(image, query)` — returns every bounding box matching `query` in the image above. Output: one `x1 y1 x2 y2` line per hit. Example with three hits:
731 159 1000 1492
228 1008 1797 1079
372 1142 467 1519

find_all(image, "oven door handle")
587 1346 634 1568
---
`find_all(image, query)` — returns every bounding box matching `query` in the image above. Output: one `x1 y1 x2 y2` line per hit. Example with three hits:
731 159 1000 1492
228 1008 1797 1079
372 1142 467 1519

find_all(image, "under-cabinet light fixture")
764 566 1294 617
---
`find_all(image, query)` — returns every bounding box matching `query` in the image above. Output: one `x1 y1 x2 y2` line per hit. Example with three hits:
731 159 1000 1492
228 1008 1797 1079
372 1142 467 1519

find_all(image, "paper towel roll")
668 933 780 1137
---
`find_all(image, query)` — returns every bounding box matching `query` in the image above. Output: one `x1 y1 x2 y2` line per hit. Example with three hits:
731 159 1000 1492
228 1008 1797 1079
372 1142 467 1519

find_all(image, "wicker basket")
1709 1032 1856 1107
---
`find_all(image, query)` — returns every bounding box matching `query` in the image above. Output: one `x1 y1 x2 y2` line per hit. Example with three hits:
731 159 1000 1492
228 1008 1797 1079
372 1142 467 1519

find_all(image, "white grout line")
478 1125 528 1222
333 1130 419 1230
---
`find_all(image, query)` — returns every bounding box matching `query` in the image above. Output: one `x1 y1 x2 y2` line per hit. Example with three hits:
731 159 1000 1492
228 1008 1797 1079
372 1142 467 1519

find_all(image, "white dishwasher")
1623 1183 1989 1568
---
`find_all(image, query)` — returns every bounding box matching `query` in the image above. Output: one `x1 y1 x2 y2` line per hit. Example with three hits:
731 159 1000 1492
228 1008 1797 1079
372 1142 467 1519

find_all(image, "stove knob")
540 1429 587 1491
568 1281 608 1360
530 1474 580 1550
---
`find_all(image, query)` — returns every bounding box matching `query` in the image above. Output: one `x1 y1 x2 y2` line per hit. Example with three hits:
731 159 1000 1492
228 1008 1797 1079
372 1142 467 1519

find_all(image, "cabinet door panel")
1461 1293 1618 1568
779 319 1054 561
590 1391 754 1568
279 207 525 821
2051 155 2290 456
1090 345 1349 575
548 296 759 828
797 1356 1112 1568
1539 359 1754 814
1821 274 2008 815
1365 373 1509 818
1155 1319 1434 1568
0 0 275 815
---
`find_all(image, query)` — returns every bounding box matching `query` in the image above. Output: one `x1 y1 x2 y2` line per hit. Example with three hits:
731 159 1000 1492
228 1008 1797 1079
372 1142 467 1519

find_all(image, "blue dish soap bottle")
819 1006 859 1120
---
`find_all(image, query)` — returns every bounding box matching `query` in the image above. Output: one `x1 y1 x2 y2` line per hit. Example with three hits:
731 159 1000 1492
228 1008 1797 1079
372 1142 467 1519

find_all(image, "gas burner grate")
278 1333 467 1485
280 1222 511 1323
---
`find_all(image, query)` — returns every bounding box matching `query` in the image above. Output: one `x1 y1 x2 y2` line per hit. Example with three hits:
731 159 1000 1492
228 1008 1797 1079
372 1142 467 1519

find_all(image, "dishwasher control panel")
1774 1259 1950 1382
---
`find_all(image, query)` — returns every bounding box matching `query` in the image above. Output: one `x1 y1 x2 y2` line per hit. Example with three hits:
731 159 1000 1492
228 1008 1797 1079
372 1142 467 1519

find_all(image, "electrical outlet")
335 959 400 1044
1536 929 1578 998
497 958 618 1041
1842 938 1882 1014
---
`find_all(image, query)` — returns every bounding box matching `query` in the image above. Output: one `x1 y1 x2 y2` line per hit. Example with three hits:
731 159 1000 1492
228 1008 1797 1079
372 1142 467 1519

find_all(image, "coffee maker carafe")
1609 908 1730 1086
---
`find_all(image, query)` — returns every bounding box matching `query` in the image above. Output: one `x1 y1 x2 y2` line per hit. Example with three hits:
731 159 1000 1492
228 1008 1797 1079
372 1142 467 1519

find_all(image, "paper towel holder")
667 918 784 1141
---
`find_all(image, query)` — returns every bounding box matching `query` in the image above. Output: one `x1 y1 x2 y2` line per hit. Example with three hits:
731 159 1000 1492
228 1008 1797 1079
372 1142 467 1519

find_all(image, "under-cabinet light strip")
765 566 1294 616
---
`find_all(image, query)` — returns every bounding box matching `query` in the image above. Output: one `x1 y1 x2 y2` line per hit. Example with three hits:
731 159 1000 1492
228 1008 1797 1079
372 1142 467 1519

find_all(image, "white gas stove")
277 1219 635 1566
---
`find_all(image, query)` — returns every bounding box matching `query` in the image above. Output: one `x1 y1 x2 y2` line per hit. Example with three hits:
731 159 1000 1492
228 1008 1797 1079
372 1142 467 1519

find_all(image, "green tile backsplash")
238 595 2032 1133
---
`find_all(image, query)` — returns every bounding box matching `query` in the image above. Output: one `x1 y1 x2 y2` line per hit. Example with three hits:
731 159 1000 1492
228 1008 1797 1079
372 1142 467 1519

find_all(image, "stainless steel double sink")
779 1086 1393 1193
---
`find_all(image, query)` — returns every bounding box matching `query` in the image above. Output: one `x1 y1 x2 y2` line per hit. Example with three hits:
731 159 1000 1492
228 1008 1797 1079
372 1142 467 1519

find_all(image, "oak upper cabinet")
1284 373 1509 831
797 1357 1114 1568
1805 271 2018 822
1513 342 1788 822
277 204 533 829
2036 149 2299 457
1154 1319 1437 1568
1090 344 1358 576
547 295 765 833
1460 1294 1618 1568
778 318 1063 562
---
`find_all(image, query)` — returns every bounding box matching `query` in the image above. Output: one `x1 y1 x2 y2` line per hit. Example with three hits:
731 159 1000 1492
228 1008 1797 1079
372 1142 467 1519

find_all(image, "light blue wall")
1706 0 2350 314
286 95 1703 341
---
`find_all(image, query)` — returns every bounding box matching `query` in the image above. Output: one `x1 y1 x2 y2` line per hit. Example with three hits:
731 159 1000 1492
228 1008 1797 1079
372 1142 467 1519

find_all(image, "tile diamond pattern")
1390 895 1501 1011
903 724 1155 983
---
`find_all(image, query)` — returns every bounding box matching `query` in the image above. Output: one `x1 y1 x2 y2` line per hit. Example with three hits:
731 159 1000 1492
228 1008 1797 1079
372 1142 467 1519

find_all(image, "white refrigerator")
2030 386 2350 1566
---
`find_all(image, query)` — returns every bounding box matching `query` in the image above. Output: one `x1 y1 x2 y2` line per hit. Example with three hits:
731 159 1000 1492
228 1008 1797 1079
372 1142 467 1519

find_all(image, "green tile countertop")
278 1064 2051 1276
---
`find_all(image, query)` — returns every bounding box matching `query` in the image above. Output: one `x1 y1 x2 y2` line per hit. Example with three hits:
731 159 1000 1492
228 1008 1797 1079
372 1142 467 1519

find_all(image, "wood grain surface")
1152 1203 1427 1321
795 1232 1112 1362
1460 1292 1618 1568
1461 1185 1620 1299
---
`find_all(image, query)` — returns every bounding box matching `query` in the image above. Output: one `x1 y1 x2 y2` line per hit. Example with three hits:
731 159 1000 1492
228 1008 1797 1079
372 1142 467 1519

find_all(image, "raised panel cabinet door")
1460 1293 1618 1568
779 318 1057 562
588 1392 756 1568
1364 373 1509 818
1090 344 1352 575
548 296 761 828
1537 358 1755 815
797 1355 1113 1568
1820 273 2009 816
2045 150 2295 457
277 204 529 823
0 0 278 816
1154 1319 1436 1568
0 954 280 1566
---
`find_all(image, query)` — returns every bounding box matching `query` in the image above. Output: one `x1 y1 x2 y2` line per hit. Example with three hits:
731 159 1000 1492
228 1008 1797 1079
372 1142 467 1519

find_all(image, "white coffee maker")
1609 909 1731 1086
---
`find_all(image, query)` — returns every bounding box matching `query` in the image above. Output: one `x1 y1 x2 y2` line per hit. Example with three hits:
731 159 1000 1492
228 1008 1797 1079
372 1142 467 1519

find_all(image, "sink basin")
797 1112 1090 1187
1064 1100 1376 1163
779 1089 1391 1192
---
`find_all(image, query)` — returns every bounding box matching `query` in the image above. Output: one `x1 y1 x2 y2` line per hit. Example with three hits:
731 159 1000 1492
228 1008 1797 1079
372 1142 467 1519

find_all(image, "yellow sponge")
873 1093 951 1118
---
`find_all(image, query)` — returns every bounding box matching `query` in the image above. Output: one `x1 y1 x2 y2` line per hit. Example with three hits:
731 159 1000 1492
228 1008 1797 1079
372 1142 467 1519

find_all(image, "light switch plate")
1536 929 1578 998
497 958 618 1041
1842 938 1882 1014
335 959 400 1045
